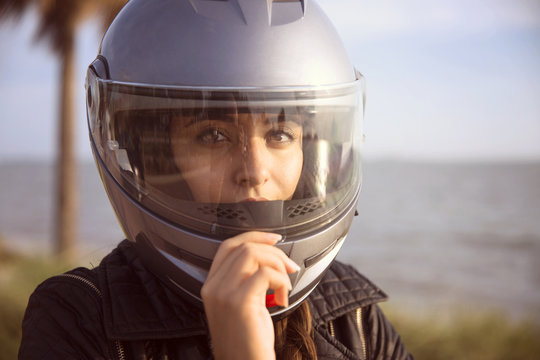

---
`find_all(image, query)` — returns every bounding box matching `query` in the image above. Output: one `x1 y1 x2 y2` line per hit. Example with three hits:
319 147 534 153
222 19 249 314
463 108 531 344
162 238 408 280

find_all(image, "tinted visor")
86 71 363 238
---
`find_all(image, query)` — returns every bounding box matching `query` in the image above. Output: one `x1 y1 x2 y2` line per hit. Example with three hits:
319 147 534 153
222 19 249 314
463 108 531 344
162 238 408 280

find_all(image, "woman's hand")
201 231 300 360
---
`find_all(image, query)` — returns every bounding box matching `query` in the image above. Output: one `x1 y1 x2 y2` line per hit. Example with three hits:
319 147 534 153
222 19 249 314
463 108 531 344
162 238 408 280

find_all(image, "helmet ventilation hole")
198 205 248 221
287 201 322 218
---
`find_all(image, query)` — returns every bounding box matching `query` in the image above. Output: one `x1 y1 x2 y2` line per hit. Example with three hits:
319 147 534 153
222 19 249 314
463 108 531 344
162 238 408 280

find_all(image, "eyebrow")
182 108 302 128
183 110 238 128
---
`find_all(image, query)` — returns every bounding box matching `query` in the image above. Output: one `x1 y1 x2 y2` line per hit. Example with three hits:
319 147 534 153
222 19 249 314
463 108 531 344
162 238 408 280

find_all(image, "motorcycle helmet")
86 0 365 317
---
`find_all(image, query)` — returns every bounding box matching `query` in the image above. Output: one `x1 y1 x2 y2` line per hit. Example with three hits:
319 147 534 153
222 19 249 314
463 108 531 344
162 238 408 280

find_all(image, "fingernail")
265 233 282 242
286 258 301 272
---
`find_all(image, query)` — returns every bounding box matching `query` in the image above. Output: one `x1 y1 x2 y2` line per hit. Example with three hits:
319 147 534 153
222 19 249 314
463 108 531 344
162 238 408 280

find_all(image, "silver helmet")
86 0 365 316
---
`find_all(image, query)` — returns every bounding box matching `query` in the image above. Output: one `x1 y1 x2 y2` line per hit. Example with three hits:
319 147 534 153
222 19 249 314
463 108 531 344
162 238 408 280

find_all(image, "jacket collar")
97 240 387 340
98 240 208 340
308 261 387 327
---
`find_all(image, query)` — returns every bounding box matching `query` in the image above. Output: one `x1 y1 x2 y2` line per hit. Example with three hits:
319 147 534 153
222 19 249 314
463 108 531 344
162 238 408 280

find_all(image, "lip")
240 197 269 202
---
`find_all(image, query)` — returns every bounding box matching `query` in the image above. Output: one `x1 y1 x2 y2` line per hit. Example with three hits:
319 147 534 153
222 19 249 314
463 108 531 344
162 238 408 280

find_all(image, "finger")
203 262 292 310
211 231 282 271
208 230 299 282
206 242 292 289
240 266 292 308
226 232 300 273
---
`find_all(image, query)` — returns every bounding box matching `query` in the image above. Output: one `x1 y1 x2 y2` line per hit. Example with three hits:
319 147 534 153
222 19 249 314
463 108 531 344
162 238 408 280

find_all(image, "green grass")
0 241 71 360
382 304 540 360
1 240 538 360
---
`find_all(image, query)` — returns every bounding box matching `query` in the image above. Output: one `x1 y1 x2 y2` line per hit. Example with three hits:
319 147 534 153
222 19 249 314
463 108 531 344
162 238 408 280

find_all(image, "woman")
19 0 413 359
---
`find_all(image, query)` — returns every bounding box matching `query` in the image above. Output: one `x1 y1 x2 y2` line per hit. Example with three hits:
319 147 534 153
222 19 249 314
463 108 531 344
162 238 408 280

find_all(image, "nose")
234 136 270 187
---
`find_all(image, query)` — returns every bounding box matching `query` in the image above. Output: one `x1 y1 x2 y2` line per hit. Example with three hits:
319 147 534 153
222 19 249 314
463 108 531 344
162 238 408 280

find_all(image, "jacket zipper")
58 273 102 296
328 319 336 338
57 273 126 360
328 309 367 360
114 339 126 360
355 308 367 360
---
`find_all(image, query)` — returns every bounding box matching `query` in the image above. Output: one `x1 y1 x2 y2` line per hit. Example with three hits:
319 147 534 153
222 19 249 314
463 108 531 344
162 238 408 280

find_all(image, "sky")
1 0 540 162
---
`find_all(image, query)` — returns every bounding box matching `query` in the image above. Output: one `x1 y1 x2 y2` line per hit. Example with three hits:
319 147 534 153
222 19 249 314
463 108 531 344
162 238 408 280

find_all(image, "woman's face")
171 108 303 203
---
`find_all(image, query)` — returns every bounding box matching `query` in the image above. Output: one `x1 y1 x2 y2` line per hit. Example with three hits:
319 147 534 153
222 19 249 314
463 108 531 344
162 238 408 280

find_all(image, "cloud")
318 0 540 39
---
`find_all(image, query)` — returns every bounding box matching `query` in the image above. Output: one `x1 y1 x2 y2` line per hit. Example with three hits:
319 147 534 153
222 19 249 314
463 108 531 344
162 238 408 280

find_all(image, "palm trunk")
54 32 77 260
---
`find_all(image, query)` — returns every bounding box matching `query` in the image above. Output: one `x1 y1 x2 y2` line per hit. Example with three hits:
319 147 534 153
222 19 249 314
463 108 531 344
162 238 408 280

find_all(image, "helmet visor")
87 71 364 238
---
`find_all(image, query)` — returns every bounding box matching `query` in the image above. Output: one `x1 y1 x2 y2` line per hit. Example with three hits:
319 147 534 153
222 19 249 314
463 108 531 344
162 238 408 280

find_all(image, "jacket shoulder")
19 267 110 359
308 261 387 325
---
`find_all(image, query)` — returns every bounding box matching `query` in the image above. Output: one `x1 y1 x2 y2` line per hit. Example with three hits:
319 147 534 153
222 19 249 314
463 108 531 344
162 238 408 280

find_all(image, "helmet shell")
87 0 363 317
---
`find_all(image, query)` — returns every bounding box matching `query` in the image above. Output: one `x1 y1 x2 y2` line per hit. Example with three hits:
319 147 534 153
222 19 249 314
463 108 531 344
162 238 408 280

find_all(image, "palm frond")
1 0 128 54
0 0 35 20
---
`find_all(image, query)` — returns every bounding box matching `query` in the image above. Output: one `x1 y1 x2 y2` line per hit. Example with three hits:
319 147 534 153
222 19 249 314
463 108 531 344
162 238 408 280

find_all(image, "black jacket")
19 240 413 359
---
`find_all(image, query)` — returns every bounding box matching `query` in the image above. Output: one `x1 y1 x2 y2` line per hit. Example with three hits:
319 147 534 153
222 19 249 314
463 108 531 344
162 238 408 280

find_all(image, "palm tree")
0 0 127 260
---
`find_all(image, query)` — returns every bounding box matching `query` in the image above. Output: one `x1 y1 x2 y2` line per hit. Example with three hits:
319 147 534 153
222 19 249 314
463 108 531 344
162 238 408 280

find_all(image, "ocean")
1 160 539 319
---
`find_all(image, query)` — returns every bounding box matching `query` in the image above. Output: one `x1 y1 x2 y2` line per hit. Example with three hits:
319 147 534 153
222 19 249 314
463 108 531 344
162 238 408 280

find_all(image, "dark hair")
274 302 317 360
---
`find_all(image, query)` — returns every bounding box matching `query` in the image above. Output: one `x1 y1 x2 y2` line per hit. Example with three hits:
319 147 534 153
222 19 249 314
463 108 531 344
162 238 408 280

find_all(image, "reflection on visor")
88 79 363 236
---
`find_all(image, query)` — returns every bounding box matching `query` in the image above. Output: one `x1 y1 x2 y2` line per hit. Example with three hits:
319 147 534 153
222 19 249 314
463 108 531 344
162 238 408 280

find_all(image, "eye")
197 128 229 145
266 130 295 145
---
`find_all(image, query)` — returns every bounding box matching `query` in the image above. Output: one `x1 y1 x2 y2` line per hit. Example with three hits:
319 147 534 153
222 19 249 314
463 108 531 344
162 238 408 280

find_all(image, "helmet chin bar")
128 201 354 317
128 188 356 316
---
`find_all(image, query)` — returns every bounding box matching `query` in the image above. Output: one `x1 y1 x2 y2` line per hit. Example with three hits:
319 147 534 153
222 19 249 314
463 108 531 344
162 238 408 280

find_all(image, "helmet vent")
287 201 322 218
271 0 305 26
198 205 248 221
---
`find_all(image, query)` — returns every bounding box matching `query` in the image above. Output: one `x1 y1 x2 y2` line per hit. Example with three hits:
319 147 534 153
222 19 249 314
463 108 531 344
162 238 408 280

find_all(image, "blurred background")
1 0 539 358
